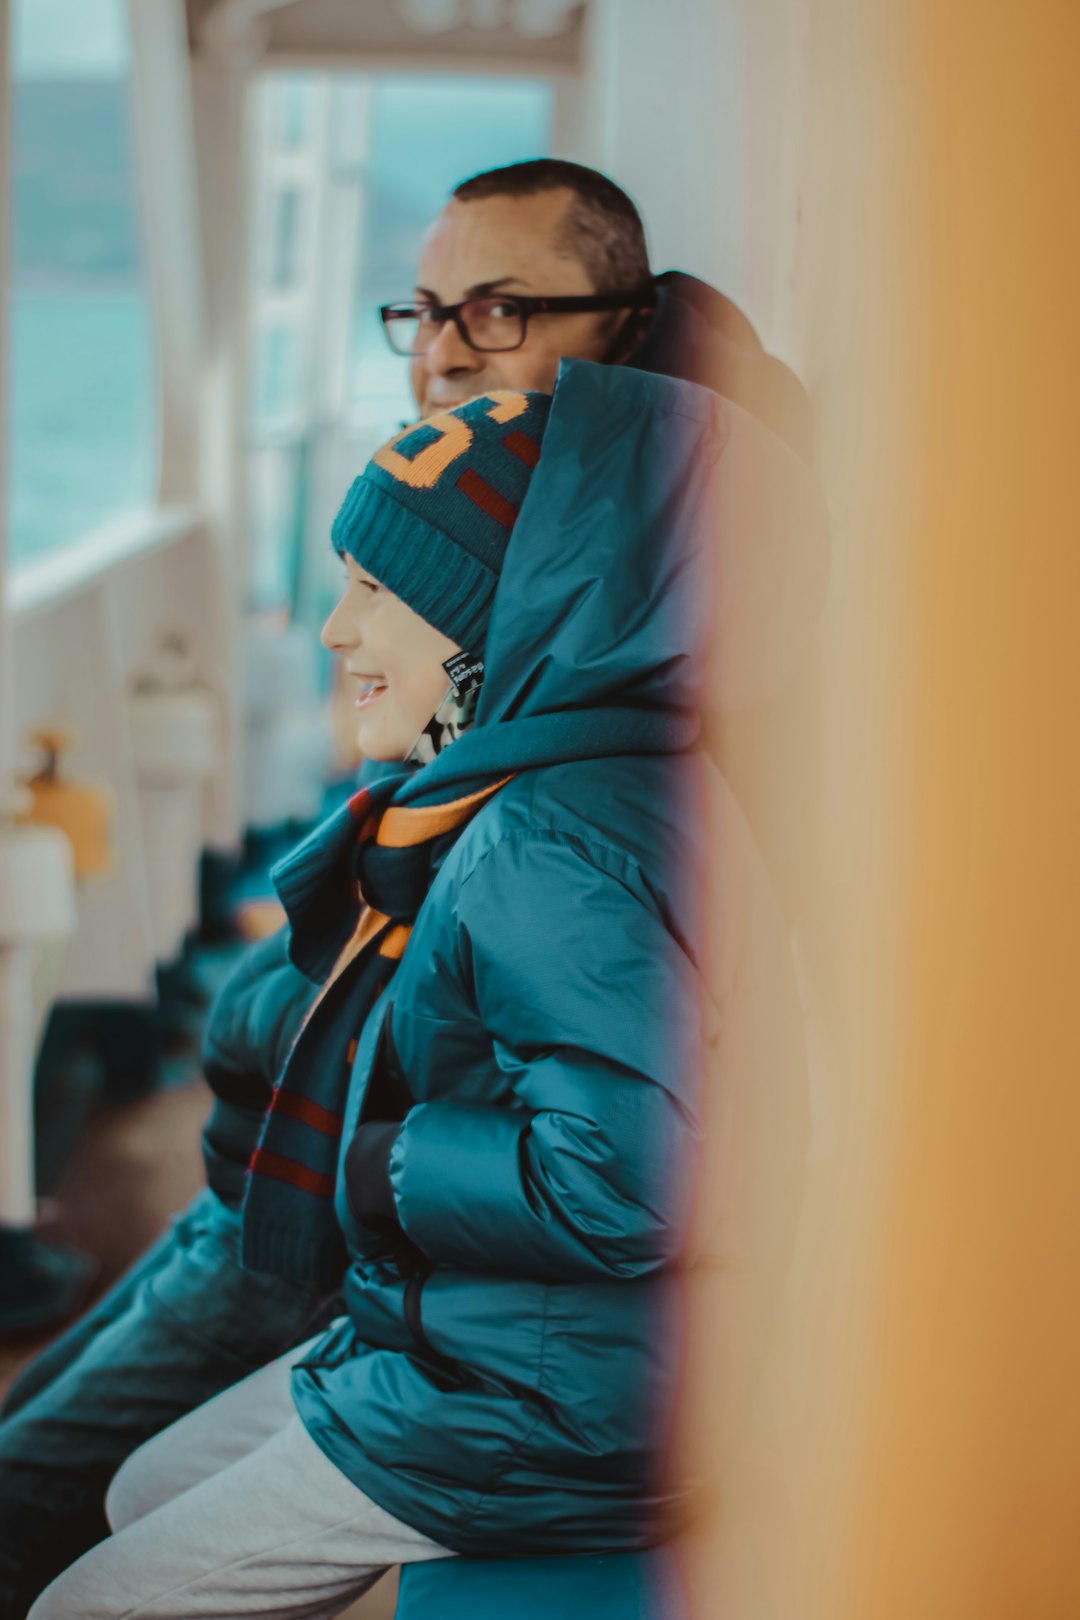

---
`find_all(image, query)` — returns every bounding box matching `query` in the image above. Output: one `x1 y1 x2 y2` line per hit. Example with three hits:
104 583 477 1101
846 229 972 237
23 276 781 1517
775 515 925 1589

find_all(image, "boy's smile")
349 676 388 711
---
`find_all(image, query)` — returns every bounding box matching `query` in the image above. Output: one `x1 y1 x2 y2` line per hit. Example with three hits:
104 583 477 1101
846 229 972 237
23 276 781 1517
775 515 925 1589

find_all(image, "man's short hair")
452 159 651 293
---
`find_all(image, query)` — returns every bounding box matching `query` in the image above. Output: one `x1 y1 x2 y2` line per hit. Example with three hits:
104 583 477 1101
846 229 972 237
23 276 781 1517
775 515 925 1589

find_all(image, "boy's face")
410 190 623 416
321 554 461 761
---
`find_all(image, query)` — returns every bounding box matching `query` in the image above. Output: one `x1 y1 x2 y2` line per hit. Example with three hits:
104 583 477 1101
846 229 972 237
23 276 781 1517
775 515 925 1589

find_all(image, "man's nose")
424 316 482 374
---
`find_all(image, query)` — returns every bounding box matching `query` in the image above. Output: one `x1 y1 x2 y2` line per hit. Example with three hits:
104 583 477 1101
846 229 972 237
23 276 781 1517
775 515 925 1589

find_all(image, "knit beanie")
331 390 551 654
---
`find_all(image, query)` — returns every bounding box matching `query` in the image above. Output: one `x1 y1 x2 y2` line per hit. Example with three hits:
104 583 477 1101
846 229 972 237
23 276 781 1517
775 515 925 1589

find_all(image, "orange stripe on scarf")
376 777 512 849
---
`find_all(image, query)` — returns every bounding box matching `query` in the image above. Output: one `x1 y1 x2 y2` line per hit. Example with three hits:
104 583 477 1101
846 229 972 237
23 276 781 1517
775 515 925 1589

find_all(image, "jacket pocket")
412 1270 551 1396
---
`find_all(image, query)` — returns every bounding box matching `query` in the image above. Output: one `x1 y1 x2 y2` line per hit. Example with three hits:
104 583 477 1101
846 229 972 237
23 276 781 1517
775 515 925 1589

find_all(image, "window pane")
7 0 158 569
250 441 304 609
279 76 315 150
269 188 303 290
253 325 303 431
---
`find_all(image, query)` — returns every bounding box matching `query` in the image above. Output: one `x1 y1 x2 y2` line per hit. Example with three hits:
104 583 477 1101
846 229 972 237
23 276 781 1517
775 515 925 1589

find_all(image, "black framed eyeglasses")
379 287 654 357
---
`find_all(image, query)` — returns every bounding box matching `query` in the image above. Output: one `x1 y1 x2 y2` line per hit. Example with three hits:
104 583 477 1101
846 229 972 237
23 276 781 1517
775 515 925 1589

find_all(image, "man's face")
410 189 623 416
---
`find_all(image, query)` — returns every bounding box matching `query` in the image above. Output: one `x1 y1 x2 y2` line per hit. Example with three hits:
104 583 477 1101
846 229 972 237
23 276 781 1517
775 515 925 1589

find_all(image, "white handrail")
9 504 205 621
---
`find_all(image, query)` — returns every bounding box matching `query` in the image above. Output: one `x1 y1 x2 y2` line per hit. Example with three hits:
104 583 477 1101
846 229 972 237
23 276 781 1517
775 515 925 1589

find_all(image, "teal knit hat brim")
332 477 497 655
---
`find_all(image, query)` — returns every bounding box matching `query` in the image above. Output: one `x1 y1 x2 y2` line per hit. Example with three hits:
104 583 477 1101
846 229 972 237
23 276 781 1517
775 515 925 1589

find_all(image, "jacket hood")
626 270 816 467
475 355 830 729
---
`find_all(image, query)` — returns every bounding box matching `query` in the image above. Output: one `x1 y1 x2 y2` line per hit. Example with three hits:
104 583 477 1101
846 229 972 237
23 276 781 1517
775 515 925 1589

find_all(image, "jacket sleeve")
386 834 704 1283
201 927 317 1107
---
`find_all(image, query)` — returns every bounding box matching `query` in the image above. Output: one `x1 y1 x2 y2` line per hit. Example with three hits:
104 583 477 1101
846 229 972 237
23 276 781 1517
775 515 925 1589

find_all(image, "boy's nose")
321 595 356 652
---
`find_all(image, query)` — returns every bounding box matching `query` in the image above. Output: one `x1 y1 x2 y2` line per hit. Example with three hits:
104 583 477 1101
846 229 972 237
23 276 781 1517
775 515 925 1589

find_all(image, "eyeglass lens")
385 298 526 356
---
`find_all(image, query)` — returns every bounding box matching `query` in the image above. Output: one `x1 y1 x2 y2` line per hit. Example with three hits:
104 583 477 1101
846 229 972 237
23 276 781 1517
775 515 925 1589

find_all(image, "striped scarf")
240 769 509 1288
241 703 699 1286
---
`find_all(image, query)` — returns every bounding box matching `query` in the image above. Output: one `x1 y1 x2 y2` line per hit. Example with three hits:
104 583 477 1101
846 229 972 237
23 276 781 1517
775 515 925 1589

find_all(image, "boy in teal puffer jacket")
30 362 746 1617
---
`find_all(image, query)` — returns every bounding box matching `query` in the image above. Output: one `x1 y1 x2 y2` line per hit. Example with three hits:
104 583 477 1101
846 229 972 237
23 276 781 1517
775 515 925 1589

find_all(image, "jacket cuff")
344 1122 400 1229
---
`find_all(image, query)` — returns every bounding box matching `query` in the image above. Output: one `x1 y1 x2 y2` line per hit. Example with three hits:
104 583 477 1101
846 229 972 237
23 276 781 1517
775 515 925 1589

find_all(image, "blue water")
6 287 157 567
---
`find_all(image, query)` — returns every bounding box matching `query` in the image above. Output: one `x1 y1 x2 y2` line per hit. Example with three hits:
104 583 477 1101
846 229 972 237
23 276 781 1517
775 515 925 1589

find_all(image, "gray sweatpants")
28 1326 452 1620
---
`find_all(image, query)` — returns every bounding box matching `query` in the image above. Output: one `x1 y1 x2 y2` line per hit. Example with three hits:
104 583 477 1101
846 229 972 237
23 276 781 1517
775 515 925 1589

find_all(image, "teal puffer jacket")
287 359 809 1556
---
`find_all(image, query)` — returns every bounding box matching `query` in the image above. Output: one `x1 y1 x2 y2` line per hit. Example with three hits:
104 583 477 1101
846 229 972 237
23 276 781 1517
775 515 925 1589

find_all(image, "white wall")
582 0 806 365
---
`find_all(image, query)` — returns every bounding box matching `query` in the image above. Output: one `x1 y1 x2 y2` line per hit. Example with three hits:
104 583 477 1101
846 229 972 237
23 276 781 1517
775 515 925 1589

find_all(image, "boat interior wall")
587 0 806 362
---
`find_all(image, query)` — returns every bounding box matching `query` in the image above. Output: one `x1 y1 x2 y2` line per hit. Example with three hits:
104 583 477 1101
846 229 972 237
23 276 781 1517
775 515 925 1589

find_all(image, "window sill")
8 505 205 622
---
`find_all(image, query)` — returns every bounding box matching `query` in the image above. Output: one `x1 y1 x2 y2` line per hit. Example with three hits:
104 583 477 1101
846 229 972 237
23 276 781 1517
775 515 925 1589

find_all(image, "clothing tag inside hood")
442 651 485 699
406 653 485 767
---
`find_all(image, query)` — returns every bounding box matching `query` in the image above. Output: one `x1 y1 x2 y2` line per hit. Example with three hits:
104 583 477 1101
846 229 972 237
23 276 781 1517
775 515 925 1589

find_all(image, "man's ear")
604 306 652 366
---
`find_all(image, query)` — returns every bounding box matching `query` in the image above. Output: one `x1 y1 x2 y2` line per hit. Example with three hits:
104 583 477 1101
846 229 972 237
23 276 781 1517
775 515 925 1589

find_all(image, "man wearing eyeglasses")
0 157 823 1618
376 158 813 460
382 164 653 413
